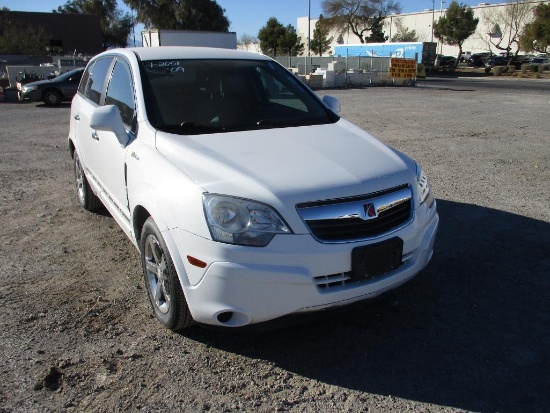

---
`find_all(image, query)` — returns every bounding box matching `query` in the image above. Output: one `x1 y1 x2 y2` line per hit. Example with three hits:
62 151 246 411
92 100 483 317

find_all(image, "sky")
1 0 487 39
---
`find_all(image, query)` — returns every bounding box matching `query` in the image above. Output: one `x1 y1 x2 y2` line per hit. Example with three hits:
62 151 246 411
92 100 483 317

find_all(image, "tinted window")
78 63 93 95
140 59 338 135
84 58 113 105
105 60 135 126
255 66 307 112
52 68 83 83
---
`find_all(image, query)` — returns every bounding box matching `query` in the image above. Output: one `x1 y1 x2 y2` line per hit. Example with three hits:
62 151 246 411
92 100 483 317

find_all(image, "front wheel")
140 218 194 331
43 89 61 106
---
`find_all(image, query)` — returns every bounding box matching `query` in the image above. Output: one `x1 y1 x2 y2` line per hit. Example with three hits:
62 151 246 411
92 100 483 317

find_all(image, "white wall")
236 42 262 54
297 1 548 58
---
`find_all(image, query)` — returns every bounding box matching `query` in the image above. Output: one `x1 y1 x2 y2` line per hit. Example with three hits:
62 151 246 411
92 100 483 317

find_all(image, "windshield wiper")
255 118 330 129
158 122 226 135
255 119 302 128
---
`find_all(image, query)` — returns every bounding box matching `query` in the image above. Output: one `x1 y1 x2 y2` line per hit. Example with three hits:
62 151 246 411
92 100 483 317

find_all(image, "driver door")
93 58 136 223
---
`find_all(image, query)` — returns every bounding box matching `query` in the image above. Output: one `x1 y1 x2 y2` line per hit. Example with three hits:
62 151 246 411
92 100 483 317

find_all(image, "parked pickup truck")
68 47 439 330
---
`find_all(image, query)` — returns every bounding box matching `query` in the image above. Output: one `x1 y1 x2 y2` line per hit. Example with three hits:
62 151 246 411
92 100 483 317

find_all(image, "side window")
84 58 113 105
78 62 93 95
105 60 135 126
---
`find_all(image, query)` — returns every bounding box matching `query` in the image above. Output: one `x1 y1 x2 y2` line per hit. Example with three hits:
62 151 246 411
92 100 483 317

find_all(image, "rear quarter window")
78 63 93 95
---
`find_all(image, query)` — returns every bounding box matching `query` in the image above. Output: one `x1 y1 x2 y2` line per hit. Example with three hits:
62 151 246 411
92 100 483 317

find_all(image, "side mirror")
322 95 340 114
90 105 129 147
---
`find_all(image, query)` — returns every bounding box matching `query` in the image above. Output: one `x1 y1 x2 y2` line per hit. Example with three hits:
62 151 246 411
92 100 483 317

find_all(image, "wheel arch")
132 203 194 298
132 204 151 247
68 138 75 158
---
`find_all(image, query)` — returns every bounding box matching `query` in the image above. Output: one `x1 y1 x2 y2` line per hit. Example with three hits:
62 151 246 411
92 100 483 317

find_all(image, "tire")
140 218 194 331
73 152 101 211
43 89 61 106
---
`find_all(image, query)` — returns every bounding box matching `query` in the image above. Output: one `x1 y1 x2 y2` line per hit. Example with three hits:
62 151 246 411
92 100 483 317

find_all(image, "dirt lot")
1 79 549 413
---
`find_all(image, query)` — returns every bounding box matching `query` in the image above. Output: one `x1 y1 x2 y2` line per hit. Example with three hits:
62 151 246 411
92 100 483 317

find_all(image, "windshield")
55 69 82 81
139 59 338 135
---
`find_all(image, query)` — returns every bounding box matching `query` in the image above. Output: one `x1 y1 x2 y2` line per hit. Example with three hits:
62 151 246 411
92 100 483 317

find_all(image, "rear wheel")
140 218 194 331
73 152 101 211
43 89 61 106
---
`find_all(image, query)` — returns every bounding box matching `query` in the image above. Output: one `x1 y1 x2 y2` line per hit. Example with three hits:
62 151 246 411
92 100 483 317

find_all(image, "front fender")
127 143 211 292
128 159 208 237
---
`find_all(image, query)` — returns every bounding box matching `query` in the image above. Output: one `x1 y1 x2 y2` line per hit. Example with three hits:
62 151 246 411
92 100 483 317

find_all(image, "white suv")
69 47 439 330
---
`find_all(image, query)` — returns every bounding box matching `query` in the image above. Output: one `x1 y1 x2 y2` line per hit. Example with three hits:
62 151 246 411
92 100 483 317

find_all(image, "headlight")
203 194 291 247
22 86 38 92
415 163 434 207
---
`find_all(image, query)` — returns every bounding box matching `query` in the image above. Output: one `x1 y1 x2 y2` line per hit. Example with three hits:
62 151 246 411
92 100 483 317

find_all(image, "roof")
123 46 269 61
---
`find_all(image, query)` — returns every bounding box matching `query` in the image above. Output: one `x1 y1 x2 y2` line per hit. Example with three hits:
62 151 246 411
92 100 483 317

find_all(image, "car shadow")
35 102 72 109
180 199 550 413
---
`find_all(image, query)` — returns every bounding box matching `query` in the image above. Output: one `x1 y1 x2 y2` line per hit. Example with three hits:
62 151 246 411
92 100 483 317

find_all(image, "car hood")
21 79 55 89
155 119 415 225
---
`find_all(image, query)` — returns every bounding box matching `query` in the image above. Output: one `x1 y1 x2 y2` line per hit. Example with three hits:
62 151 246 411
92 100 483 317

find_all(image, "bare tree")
480 0 536 56
321 0 400 43
238 34 257 51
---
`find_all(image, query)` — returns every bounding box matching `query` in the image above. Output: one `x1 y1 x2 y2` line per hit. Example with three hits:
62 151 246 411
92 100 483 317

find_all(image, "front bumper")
19 89 41 102
166 201 439 327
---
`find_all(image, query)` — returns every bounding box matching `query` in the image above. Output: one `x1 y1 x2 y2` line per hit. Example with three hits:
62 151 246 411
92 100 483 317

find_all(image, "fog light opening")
217 312 234 323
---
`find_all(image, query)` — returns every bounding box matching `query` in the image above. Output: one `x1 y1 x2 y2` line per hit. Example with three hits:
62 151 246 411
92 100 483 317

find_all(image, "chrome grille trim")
297 186 412 243
314 249 415 289
314 273 352 288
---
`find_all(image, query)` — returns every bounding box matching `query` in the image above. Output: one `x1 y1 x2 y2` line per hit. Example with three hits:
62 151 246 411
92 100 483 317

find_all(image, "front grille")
297 186 412 243
307 200 411 241
314 250 414 289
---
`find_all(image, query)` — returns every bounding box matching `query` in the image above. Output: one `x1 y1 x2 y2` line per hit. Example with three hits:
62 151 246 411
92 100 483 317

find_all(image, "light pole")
308 0 311 56
431 0 435 43
439 1 445 54
305 0 311 74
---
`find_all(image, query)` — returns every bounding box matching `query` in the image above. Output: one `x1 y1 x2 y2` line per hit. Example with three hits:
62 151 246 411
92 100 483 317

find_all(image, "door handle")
92 131 99 141
74 114 80 121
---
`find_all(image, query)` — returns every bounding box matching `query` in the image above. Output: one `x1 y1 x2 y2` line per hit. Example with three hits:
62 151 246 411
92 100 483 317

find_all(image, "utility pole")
440 1 445 54
431 0 435 43
306 0 311 74
308 0 311 55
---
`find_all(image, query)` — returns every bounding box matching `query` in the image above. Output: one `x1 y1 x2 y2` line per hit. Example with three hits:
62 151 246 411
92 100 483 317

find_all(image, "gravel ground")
1 79 549 413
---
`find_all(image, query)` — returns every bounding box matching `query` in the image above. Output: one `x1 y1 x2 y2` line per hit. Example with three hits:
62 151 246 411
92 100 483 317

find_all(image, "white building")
297 1 548 58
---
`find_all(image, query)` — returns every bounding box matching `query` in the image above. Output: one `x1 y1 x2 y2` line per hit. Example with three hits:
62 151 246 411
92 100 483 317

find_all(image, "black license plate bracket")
351 237 403 281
